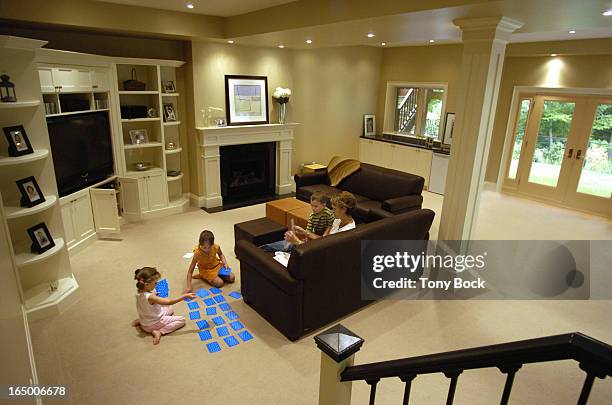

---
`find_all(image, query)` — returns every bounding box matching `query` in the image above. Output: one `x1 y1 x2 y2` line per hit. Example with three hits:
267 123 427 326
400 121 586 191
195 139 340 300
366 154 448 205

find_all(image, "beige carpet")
29 192 612 404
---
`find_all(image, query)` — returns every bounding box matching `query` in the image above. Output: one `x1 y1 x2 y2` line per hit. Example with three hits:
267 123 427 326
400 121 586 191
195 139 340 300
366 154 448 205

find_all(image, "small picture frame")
3 125 34 157
363 114 376 137
163 104 177 122
443 112 455 145
162 81 176 93
16 176 45 208
27 222 55 254
129 129 148 145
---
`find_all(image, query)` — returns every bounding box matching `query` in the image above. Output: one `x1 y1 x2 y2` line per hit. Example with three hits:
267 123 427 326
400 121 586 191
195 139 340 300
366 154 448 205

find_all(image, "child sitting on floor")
186 230 235 291
132 267 195 345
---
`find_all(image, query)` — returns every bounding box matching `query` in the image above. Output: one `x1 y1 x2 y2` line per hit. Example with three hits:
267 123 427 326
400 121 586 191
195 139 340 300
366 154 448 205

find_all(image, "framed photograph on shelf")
363 114 376 137
129 129 148 145
163 104 177 122
16 176 45 208
3 125 33 157
162 81 176 93
224 75 269 125
442 112 455 145
27 222 55 254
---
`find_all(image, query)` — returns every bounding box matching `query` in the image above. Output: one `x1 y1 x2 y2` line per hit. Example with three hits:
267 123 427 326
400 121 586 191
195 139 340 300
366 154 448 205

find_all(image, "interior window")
394 87 445 139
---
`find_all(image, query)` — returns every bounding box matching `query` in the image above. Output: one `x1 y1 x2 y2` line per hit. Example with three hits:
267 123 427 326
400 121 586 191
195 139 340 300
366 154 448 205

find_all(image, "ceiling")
94 0 297 17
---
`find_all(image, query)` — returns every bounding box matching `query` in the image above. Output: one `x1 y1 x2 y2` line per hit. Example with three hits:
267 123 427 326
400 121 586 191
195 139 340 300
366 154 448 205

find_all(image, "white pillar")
319 353 354 405
439 17 523 241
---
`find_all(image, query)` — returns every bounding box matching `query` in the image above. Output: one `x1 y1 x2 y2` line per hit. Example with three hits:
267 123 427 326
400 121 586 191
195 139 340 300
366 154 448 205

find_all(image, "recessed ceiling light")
227 40 234 44
602 10 612 16
429 39 435 43
278 45 285 48
186 3 194 9
306 39 312 44
551 53 557 57
568 30 576 34
381 42 386 46
367 33 375 38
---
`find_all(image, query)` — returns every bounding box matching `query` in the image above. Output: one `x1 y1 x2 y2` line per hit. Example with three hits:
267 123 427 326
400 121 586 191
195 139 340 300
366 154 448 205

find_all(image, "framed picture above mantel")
224 75 269 126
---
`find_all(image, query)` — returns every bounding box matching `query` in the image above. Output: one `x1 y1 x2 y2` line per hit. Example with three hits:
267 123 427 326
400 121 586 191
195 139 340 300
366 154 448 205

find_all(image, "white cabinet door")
51 68 78 92
73 193 95 240
60 201 77 248
91 69 110 92
119 177 143 217
413 148 433 187
378 143 394 169
38 68 55 93
146 173 167 211
75 69 93 92
90 188 120 235
359 139 369 162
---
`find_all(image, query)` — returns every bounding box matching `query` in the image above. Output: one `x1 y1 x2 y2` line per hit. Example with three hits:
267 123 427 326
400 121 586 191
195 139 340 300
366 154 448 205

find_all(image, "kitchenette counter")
360 134 451 155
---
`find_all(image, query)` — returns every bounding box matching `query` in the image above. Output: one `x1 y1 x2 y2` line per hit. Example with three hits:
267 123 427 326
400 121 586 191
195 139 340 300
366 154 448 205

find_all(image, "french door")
505 94 611 217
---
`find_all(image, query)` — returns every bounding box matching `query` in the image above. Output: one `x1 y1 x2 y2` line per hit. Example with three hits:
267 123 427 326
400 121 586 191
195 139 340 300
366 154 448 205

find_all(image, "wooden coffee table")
266 198 310 227
286 206 311 230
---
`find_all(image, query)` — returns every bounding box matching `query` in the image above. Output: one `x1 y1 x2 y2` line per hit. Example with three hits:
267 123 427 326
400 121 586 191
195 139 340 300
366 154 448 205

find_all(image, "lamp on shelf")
0 74 17 102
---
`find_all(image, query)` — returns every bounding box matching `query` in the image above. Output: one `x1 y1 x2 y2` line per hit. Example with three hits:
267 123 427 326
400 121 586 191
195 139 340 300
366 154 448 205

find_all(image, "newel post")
314 324 365 405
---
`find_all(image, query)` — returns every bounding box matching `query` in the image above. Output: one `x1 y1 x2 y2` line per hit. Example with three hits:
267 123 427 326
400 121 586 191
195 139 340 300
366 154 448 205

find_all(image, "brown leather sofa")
294 163 425 223
235 209 435 341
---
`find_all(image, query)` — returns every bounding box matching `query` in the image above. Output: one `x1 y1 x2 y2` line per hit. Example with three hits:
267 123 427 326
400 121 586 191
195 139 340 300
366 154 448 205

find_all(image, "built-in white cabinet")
119 171 168 218
90 68 110 92
60 190 95 251
90 188 120 235
359 138 434 188
38 66 107 93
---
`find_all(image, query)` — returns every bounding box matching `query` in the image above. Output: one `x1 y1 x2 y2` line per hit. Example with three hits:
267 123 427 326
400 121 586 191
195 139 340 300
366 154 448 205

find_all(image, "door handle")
567 148 573 159
576 149 582 160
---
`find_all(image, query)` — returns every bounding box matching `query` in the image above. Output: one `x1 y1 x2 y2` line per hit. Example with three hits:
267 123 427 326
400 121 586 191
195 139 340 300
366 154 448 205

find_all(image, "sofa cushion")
338 163 424 201
296 184 341 203
353 200 382 223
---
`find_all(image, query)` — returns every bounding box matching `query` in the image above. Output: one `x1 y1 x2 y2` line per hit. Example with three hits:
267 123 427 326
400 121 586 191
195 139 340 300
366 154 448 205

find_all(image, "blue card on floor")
196 288 210 298
209 287 222 294
198 330 212 341
224 336 240 347
218 267 232 276
183 297 192 302
213 295 226 303
196 320 210 330
219 303 231 312
229 321 244 331
216 326 229 337
228 291 242 300
238 330 253 342
187 301 200 310
189 311 201 320
205 307 217 316
206 341 222 353
212 316 225 326
203 298 216 306
226 311 239 320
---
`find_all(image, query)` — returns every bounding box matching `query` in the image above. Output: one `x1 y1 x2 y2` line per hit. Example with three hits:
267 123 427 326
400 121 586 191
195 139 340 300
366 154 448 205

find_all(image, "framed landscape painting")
224 75 269 125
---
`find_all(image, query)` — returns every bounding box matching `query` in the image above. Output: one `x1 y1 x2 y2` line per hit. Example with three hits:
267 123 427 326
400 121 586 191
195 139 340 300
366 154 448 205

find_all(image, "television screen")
47 112 114 197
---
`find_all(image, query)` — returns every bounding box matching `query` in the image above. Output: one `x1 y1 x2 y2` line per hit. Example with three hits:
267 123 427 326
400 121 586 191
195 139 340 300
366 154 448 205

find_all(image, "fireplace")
220 142 276 205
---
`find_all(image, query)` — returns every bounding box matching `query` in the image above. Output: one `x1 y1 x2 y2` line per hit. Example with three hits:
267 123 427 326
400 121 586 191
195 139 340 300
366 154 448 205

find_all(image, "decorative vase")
279 103 287 124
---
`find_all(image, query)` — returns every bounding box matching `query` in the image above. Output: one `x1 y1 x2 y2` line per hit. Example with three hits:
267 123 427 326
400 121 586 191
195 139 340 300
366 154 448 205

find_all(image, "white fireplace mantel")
196 123 300 208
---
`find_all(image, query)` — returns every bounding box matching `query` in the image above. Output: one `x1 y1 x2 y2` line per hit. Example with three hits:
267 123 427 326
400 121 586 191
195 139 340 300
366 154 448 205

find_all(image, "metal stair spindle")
444 371 462 405
366 378 380 405
577 372 595 405
498 365 521 405
399 374 416 405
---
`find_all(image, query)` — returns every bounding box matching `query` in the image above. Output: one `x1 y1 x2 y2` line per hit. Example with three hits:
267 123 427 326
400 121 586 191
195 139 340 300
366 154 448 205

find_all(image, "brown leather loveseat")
235 209 435 341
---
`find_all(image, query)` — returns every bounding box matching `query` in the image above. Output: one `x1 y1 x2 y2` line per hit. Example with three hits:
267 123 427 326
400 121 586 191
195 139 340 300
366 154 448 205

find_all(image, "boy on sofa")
260 191 334 252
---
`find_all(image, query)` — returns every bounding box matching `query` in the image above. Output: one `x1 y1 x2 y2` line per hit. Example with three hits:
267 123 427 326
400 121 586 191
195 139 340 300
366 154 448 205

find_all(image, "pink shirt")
136 292 163 327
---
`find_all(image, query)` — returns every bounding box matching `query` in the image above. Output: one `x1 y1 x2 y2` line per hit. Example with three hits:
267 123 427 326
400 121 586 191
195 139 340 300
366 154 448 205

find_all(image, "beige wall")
376 44 464 134
485 54 612 181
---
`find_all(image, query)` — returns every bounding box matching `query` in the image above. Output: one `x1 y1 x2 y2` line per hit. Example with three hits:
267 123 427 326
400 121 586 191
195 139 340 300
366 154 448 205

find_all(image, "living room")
1 0 611 404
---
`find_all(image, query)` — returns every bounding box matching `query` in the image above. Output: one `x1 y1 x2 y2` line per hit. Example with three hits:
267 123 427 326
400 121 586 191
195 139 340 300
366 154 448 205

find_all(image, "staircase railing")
314 326 611 405
396 88 418 133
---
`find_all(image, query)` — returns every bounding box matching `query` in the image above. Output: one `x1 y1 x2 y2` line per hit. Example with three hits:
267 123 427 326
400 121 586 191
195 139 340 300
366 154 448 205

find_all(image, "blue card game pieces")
228 291 242 300
196 288 210 298
219 303 231 312
226 311 239 320
213 295 226 303
209 287 222 294
212 316 225 326
238 330 253 342
216 326 229 337
205 307 217 316
183 297 192 302
198 330 212 341
229 321 244 331
196 320 210 330
224 336 240 347
189 311 201 320
206 342 221 353
203 298 216 306
218 266 232 276
187 301 200 310
155 279 169 298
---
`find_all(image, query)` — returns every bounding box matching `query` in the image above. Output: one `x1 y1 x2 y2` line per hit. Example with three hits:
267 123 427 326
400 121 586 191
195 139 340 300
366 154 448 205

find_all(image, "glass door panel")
508 99 531 179
527 100 575 187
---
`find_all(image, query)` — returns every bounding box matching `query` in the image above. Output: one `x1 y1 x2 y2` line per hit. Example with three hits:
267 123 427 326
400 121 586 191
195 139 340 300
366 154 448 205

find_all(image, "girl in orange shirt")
186 230 235 291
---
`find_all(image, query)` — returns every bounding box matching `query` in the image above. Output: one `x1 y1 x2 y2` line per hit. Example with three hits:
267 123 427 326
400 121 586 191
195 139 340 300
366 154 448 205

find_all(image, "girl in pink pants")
132 267 196 345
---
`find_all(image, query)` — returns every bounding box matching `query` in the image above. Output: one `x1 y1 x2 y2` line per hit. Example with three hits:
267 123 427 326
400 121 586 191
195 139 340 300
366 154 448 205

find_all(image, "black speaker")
120 105 148 119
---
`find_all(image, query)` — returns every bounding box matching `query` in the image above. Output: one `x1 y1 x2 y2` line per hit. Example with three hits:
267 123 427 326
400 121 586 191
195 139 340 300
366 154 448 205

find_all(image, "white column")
276 137 293 195
319 353 354 405
201 145 223 208
439 17 523 241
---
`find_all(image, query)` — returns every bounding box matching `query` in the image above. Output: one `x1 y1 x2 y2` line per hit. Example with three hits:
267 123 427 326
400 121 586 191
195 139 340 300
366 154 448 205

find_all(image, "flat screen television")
47 111 114 197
